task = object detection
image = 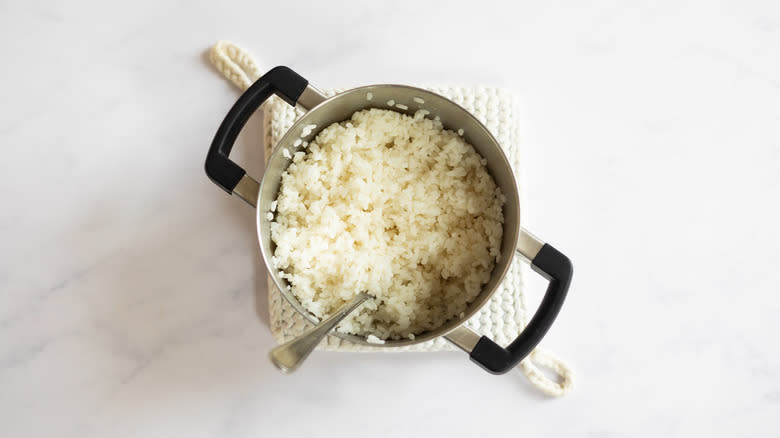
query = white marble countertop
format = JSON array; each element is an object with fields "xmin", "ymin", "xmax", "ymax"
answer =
[{"xmin": 2, "ymin": 1, "xmax": 779, "ymax": 436}]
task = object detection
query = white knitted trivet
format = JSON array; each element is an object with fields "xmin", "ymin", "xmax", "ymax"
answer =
[{"xmin": 210, "ymin": 41, "xmax": 574, "ymax": 396}]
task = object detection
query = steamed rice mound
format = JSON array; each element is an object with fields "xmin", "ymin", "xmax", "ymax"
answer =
[{"xmin": 271, "ymin": 108, "xmax": 505, "ymax": 340}]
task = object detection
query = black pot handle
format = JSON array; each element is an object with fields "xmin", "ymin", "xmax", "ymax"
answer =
[
  {"xmin": 205, "ymin": 66, "xmax": 308, "ymax": 205},
  {"xmin": 448, "ymin": 230, "xmax": 572, "ymax": 374}
]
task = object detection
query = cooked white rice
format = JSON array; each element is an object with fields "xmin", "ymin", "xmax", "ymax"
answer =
[
  {"xmin": 366, "ymin": 334, "xmax": 385, "ymax": 345},
  {"xmin": 271, "ymin": 108, "xmax": 505, "ymax": 339},
  {"xmin": 301, "ymin": 124, "xmax": 317, "ymax": 137}
]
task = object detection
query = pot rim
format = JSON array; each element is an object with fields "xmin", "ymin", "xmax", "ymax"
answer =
[{"xmin": 255, "ymin": 83, "xmax": 521, "ymax": 347}]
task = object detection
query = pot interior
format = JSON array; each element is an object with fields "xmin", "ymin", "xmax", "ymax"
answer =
[{"xmin": 257, "ymin": 85, "xmax": 521, "ymax": 346}]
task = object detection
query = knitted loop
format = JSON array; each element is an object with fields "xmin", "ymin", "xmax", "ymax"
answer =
[
  {"xmin": 209, "ymin": 41, "xmax": 262, "ymax": 91},
  {"xmin": 519, "ymin": 349, "xmax": 575, "ymax": 397}
]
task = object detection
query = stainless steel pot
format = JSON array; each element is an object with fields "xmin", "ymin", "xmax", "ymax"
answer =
[{"xmin": 205, "ymin": 67, "xmax": 573, "ymax": 374}]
